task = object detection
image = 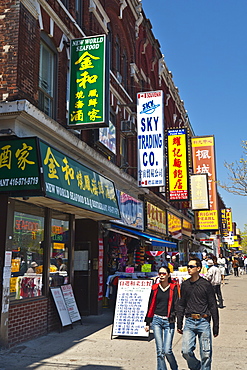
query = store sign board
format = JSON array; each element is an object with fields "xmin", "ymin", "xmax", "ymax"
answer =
[
  {"xmin": 146, "ymin": 202, "xmax": 166, "ymax": 235},
  {"xmin": 137, "ymin": 90, "xmax": 165, "ymax": 187},
  {"xmin": 182, "ymin": 219, "xmax": 192, "ymax": 237},
  {"xmin": 112, "ymin": 279, "xmax": 152, "ymax": 338},
  {"xmin": 98, "ymin": 239, "xmax": 104, "ymax": 300},
  {"xmin": 0, "ymin": 137, "xmax": 42, "ymax": 194},
  {"xmin": 191, "ymin": 173, "xmax": 210, "ymax": 210},
  {"xmin": 226, "ymin": 208, "xmax": 233, "ymax": 232},
  {"xmin": 68, "ymin": 35, "xmax": 109, "ymax": 129},
  {"xmin": 221, "ymin": 209, "xmax": 228, "ymax": 237},
  {"xmin": 39, "ymin": 140, "xmax": 120, "ymax": 219},
  {"xmin": 191, "ymin": 136, "xmax": 219, "ymax": 231},
  {"xmin": 113, "ymin": 190, "xmax": 144, "ymax": 230},
  {"xmin": 167, "ymin": 128, "xmax": 189, "ymax": 201},
  {"xmin": 167, "ymin": 212, "xmax": 182, "ymax": 240}
]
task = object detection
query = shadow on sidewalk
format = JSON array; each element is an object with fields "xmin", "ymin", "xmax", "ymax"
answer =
[{"xmin": 0, "ymin": 308, "xmax": 116, "ymax": 370}]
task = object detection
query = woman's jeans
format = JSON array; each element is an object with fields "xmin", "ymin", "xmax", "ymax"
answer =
[
  {"xmin": 182, "ymin": 317, "xmax": 212, "ymax": 370},
  {"xmin": 152, "ymin": 315, "xmax": 178, "ymax": 370}
]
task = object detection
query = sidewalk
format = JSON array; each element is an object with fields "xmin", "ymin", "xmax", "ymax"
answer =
[{"xmin": 0, "ymin": 273, "xmax": 247, "ymax": 369}]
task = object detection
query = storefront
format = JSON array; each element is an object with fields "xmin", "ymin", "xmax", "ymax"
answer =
[{"xmin": 0, "ymin": 136, "xmax": 120, "ymax": 347}]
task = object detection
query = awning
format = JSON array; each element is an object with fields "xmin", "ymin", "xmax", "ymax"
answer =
[{"xmin": 110, "ymin": 224, "xmax": 177, "ymax": 248}]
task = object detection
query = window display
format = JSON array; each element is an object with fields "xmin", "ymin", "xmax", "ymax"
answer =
[{"xmin": 11, "ymin": 201, "xmax": 44, "ymax": 300}]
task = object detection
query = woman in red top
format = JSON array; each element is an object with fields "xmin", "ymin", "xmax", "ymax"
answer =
[{"xmin": 145, "ymin": 266, "xmax": 179, "ymax": 370}]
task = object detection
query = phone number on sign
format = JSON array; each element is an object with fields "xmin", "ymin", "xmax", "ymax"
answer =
[{"xmin": 0, "ymin": 177, "xmax": 39, "ymax": 187}]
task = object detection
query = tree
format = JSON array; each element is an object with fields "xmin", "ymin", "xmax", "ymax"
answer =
[
  {"xmin": 240, "ymin": 225, "xmax": 247, "ymax": 254},
  {"xmin": 218, "ymin": 140, "xmax": 247, "ymax": 196}
]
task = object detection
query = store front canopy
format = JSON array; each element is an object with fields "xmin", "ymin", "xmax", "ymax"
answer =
[{"xmin": 110, "ymin": 224, "xmax": 177, "ymax": 248}]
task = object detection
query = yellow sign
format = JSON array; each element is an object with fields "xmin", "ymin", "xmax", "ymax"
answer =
[
  {"xmin": 168, "ymin": 212, "xmax": 182, "ymax": 239},
  {"xmin": 53, "ymin": 243, "xmax": 65, "ymax": 250},
  {"xmin": 168, "ymin": 129, "xmax": 189, "ymax": 200},
  {"xmin": 141, "ymin": 264, "xmax": 152, "ymax": 272},
  {"xmin": 146, "ymin": 202, "xmax": 166, "ymax": 234}
]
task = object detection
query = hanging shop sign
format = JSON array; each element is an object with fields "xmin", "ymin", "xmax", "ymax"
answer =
[
  {"xmin": 167, "ymin": 128, "xmax": 189, "ymax": 201},
  {"xmin": 137, "ymin": 90, "xmax": 165, "ymax": 187},
  {"xmin": 221, "ymin": 209, "xmax": 228, "ymax": 237},
  {"xmin": 68, "ymin": 35, "xmax": 109, "ymax": 129},
  {"xmin": 113, "ymin": 190, "xmax": 144, "ymax": 230},
  {"xmin": 182, "ymin": 219, "xmax": 192, "ymax": 237},
  {"xmin": 191, "ymin": 173, "xmax": 210, "ymax": 210},
  {"xmin": 167, "ymin": 212, "xmax": 182, "ymax": 240},
  {"xmin": 191, "ymin": 136, "xmax": 219, "ymax": 231},
  {"xmin": 0, "ymin": 137, "xmax": 120, "ymax": 219},
  {"xmin": 146, "ymin": 202, "xmax": 166, "ymax": 235},
  {"xmin": 226, "ymin": 208, "xmax": 233, "ymax": 232}
]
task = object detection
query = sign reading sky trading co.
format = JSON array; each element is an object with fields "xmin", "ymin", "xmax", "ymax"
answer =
[
  {"xmin": 0, "ymin": 137, "xmax": 120, "ymax": 219},
  {"xmin": 137, "ymin": 90, "xmax": 165, "ymax": 187},
  {"xmin": 167, "ymin": 128, "xmax": 189, "ymax": 201},
  {"xmin": 68, "ymin": 35, "xmax": 109, "ymax": 129},
  {"xmin": 191, "ymin": 136, "xmax": 219, "ymax": 231}
]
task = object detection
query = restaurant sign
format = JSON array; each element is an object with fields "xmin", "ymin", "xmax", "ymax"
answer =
[
  {"xmin": 68, "ymin": 35, "xmax": 109, "ymax": 129},
  {"xmin": 167, "ymin": 128, "xmax": 189, "ymax": 201},
  {"xmin": 0, "ymin": 137, "xmax": 120, "ymax": 219}
]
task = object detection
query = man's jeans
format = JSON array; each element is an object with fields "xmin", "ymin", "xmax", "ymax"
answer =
[
  {"xmin": 182, "ymin": 317, "xmax": 212, "ymax": 370},
  {"xmin": 152, "ymin": 315, "xmax": 178, "ymax": 370}
]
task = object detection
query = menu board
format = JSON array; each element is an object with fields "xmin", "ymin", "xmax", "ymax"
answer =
[
  {"xmin": 61, "ymin": 284, "xmax": 81, "ymax": 323},
  {"xmin": 50, "ymin": 288, "xmax": 72, "ymax": 327},
  {"xmin": 112, "ymin": 279, "xmax": 152, "ymax": 338}
]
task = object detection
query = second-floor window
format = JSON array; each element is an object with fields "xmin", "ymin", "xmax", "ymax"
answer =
[{"xmin": 39, "ymin": 40, "xmax": 56, "ymax": 118}]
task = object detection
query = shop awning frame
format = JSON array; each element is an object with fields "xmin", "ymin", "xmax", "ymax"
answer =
[{"xmin": 110, "ymin": 224, "xmax": 177, "ymax": 248}]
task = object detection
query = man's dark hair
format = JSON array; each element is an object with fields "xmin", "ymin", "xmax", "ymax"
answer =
[{"xmin": 189, "ymin": 256, "xmax": 202, "ymax": 269}]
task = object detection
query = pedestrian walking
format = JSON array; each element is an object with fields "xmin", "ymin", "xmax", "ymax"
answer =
[
  {"xmin": 204, "ymin": 259, "xmax": 224, "ymax": 309},
  {"xmin": 177, "ymin": 257, "xmax": 219, "ymax": 370},
  {"xmin": 244, "ymin": 256, "xmax": 247, "ymax": 273},
  {"xmin": 232, "ymin": 257, "xmax": 239, "ymax": 276},
  {"xmin": 145, "ymin": 266, "xmax": 179, "ymax": 370},
  {"xmin": 217, "ymin": 253, "xmax": 226, "ymax": 284}
]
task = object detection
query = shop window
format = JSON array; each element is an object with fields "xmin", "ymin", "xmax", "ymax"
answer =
[
  {"xmin": 11, "ymin": 202, "xmax": 45, "ymax": 300},
  {"xmin": 50, "ymin": 211, "xmax": 69, "ymax": 287},
  {"xmin": 38, "ymin": 38, "xmax": 56, "ymax": 118}
]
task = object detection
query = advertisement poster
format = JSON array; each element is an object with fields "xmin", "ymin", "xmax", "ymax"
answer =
[
  {"xmin": 51, "ymin": 288, "xmax": 72, "ymax": 327},
  {"xmin": 167, "ymin": 128, "xmax": 189, "ymax": 201},
  {"xmin": 112, "ymin": 279, "xmax": 152, "ymax": 337},
  {"xmin": 98, "ymin": 238, "xmax": 104, "ymax": 300},
  {"xmin": 191, "ymin": 136, "xmax": 219, "ymax": 230},
  {"xmin": 61, "ymin": 284, "xmax": 81, "ymax": 323},
  {"xmin": 137, "ymin": 90, "xmax": 165, "ymax": 187}
]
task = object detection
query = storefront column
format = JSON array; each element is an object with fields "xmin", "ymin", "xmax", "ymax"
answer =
[
  {"xmin": 68, "ymin": 214, "xmax": 75, "ymax": 286},
  {"xmin": 0, "ymin": 196, "xmax": 14, "ymax": 347},
  {"xmin": 43, "ymin": 208, "xmax": 52, "ymax": 296}
]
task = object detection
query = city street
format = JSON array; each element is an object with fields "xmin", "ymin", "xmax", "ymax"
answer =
[{"xmin": 0, "ymin": 273, "xmax": 247, "ymax": 370}]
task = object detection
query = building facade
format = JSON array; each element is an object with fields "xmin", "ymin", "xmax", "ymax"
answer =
[{"xmin": 0, "ymin": 0, "xmax": 205, "ymax": 347}]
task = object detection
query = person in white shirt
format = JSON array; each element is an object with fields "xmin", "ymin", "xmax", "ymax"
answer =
[
  {"xmin": 205, "ymin": 259, "xmax": 224, "ymax": 309},
  {"xmin": 217, "ymin": 254, "xmax": 226, "ymax": 284}
]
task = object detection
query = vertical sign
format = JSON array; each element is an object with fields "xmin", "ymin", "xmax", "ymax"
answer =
[
  {"xmin": 167, "ymin": 128, "xmax": 189, "ymax": 200},
  {"xmin": 112, "ymin": 279, "xmax": 152, "ymax": 337},
  {"xmin": 69, "ymin": 35, "xmax": 109, "ymax": 128},
  {"xmin": 226, "ymin": 208, "xmax": 233, "ymax": 233},
  {"xmin": 191, "ymin": 136, "xmax": 219, "ymax": 230},
  {"xmin": 98, "ymin": 238, "xmax": 104, "ymax": 300},
  {"xmin": 191, "ymin": 173, "xmax": 210, "ymax": 210},
  {"xmin": 137, "ymin": 91, "xmax": 164, "ymax": 187}
]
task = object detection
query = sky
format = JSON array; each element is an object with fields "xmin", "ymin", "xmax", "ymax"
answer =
[{"xmin": 142, "ymin": 0, "xmax": 247, "ymax": 232}]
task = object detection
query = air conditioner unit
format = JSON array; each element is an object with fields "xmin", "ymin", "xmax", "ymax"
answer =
[
  {"xmin": 116, "ymin": 71, "xmax": 122, "ymax": 83},
  {"xmin": 121, "ymin": 120, "xmax": 136, "ymax": 136}
]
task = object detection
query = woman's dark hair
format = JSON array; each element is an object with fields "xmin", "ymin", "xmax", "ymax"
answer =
[{"xmin": 158, "ymin": 266, "xmax": 172, "ymax": 283}]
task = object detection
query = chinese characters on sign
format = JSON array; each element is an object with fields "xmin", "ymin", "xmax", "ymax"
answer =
[
  {"xmin": 191, "ymin": 173, "xmax": 210, "ymax": 210},
  {"xmin": 137, "ymin": 91, "xmax": 165, "ymax": 187},
  {"xmin": 112, "ymin": 279, "xmax": 152, "ymax": 337},
  {"xmin": 39, "ymin": 141, "xmax": 120, "ymax": 219},
  {"xmin": 191, "ymin": 136, "xmax": 219, "ymax": 230},
  {"xmin": 146, "ymin": 202, "xmax": 166, "ymax": 235},
  {"xmin": 0, "ymin": 138, "xmax": 41, "ymax": 193},
  {"xmin": 168, "ymin": 129, "xmax": 189, "ymax": 201},
  {"xmin": 98, "ymin": 239, "xmax": 104, "ymax": 300},
  {"xmin": 168, "ymin": 212, "xmax": 182, "ymax": 240},
  {"xmin": 69, "ymin": 35, "xmax": 109, "ymax": 128}
]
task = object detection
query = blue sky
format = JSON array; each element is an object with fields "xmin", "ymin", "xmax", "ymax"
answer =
[{"xmin": 142, "ymin": 0, "xmax": 247, "ymax": 232}]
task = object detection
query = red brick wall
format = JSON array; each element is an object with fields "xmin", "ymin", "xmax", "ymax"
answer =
[{"xmin": 8, "ymin": 296, "xmax": 60, "ymax": 347}]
